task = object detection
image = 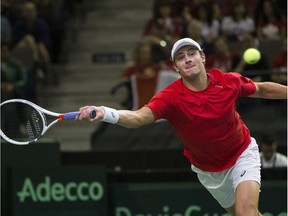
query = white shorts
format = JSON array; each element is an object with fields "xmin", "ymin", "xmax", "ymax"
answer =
[{"xmin": 191, "ymin": 137, "xmax": 261, "ymax": 209}]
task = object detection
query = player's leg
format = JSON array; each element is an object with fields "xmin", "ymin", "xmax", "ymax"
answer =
[
  {"xmin": 224, "ymin": 138, "xmax": 262, "ymax": 216},
  {"xmin": 192, "ymin": 138, "xmax": 261, "ymax": 215},
  {"xmin": 224, "ymin": 181, "xmax": 262, "ymax": 216},
  {"xmin": 234, "ymin": 180, "xmax": 262, "ymax": 216}
]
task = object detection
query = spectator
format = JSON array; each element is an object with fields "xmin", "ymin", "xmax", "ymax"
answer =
[
  {"xmin": 195, "ymin": 2, "xmax": 220, "ymax": 44},
  {"xmin": 271, "ymin": 38, "xmax": 287, "ymax": 85},
  {"xmin": 221, "ymin": 0, "xmax": 257, "ymax": 17},
  {"xmin": 181, "ymin": 0, "xmax": 220, "ymax": 35},
  {"xmin": 169, "ymin": 0, "xmax": 186, "ymax": 17},
  {"xmin": 12, "ymin": 2, "xmax": 51, "ymax": 68},
  {"xmin": 121, "ymin": 43, "xmax": 160, "ymax": 80},
  {"xmin": 117, "ymin": 42, "xmax": 179, "ymax": 110},
  {"xmin": 259, "ymin": 132, "xmax": 287, "ymax": 168},
  {"xmin": 180, "ymin": 0, "xmax": 217, "ymax": 21},
  {"xmin": 113, "ymin": 42, "xmax": 161, "ymax": 109},
  {"xmin": 1, "ymin": 42, "xmax": 28, "ymax": 101},
  {"xmin": 1, "ymin": 42, "xmax": 30, "ymax": 139},
  {"xmin": 211, "ymin": 2, "xmax": 222, "ymax": 22},
  {"xmin": 221, "ymin": 1, "xmax": 255, "ymax": 41},
  {"xmin": 205, "ymin": 36, "xmax": 240, "ymax": 72},
  {"xmin": 256, "ymin": 0, "xmax": 287, "ymax": 41},
  {"xmin": 185, "ymin": 18, "xmax": 213, "ymax": 55},
  {"xmin": 35, "ymin": 0, "xmax": 66, "ymax": 63},
  {"xmin": 143, "ymin": 0, "xmax": 183, "ymax": 63},
  {"xmin": 255, "ymin": 0, "xmax": 287, "ymax": 22}
]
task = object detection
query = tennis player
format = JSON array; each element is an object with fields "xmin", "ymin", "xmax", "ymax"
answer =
[{"xmin": 77, "ymin": 38, "xmax": 287, "ymax": 215}]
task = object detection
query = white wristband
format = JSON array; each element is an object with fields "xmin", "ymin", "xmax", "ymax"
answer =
[{"xmin": 100, "ymin": 106, "xmax": 119, "ymax": 124}]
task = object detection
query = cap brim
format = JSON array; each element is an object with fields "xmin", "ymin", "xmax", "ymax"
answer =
[{"xmin": 172, "ymin": 43, "xmax": 200, "ymax": 60}]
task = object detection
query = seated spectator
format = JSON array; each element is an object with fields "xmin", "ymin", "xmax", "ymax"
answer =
[
  {"xmin": 143, "ymin": 0, "xmax": 183, "ymax": 63},
  {"xmin": 1, "ymin": 42, "xmax": 32, "ymax": 138},
  {"xmin": 256, "ymin": 0, "xmax": 287, "ymax": 41},
  {"xmin": 221, "ymin": 0, "xmax": 257, "ymax": 17},
  {"xmin": 35, "ymin": 0, "xmax": 66, "ymax": 63},
  {"xmin": 211, "ymin": 2, "xmax": 222, "ymax": 22},
  {"xmin": 115, "ymin": 42, "xmax": 179, "ymax": 110},
  {"xmin": 195, "ymin": 2, "xmax": 220, "ymax": 45},
  {"xmin": 205, "ymin": 36, "xmax": 240, "ymax": 72},
  {"xmin": 1, "ymin": 42, "xmax": 28, "ymax": 101},
  {"xmin": 181, "ymin": 0, "xmax": 220, "ymax": 34},
  {"xmin": 12, "ymin": 2, "xmax": 51, "ymax": 72},
  {"xmin": 259, "ymin": 132, "xmax": 287, "ymax": 168},
  {"xmin": 180, "ymin": 0, "xmax": 217, "ymax": 21},
  {"xmin": 221, "ymin": 1, "xmax": 255, "ymax": 41},
  {"xmin": 185, "ymin": 18, "xmax": 213, "ymax": 55},
  {"xmin": 113, "ymin": 42, "xmax": 161, "ymax": 109},
  {"xmin": 271, "ymin": 38, "xmax": 287, "ymax": 85},
  {"xmin": 121, "ymin": 43, "xmax": 160, "ymax": 80},
  {"xmin": 233, "ymin": 33, "xmax": 271, "ymax": 82}
]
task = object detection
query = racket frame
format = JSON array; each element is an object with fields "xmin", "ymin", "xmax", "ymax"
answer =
[{"xmin": 0, "ymin": 99, "xmax": 79, "ymax": 145}]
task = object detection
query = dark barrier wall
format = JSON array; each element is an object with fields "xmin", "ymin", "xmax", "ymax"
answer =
[
  {"xmin": 110, "ymin": 181, "xmax": 287, "ymax": 216},
  {"xmin": 2, "ymin": 141, "xmax": 287, "ymax": 216},
  {"xmin": 1, "ymin": 139, "xmax": 61, "ymax": 216},
  {"xmin": 4, "ymin": 167, "xmax": 287, "ymax": 216}
]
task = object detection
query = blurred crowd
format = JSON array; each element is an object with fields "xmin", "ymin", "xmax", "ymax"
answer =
[
  {"xmin": 1, "ymin": 0, "xmax": 287, "ymax": 108},
  {"xmin": 1, "ymin": 0, "xmax": 84, "ymax": 102},
  {"xmin": 116, "ymin": 0, "xmax": 287, "ymax": 110},
  {"xmin": 3, "ymin": 0, "xmax": 285, "ymax": 165}
]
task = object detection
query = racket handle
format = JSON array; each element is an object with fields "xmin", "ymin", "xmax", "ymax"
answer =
[
  {"xmin": 62, "ymin": 110, "xmax": 96, "ymax": 120},
  {"xmin": 63, "ymin": 112, "xmax": 79, "ymax": 120}
]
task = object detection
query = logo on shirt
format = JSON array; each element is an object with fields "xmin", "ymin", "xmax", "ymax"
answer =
[
  {"xmin": 240, "ymin": 170, "xmax": 246, "ymax": 177},
  {"xmin": 214, "ymin": 85, "xmax": 223, "ymax": 88}
]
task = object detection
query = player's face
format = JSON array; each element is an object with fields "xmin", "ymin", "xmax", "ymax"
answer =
[{"xmin": 173, "ymin": 46, "xmax": 206, "ymax": 79}]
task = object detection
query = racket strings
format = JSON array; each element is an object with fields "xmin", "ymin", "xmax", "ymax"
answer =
[
  {"xmin": 26, "ymin": 121, "xmax": 34, "ymax": 139},
  {"xmin": 31, "ymin": 110, "xmax": 42, "ymax": 136},
  {"xmin": 0, "ymin": 102, "xmax": 44, "ymax": 142}
]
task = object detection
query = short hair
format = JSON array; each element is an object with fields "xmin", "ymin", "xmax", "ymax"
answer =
[{"xmin": 260, "ymin": 132, "xmax": 277, "ymax": 145}]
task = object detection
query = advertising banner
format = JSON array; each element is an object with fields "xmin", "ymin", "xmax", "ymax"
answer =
[
  {"xmin": 11, "ymin": 165, "xmax": 107, "ymax": 216},
  {"xmin": 110, "ymin": 181, "xmax": 287, "ymax": 216},
  {"xmin": 6, "ymin": 164, "xmax": 287, "ymax": 216}
]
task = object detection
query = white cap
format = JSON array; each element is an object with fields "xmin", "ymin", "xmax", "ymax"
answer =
[{"xmin": 171, "ymin": 38, "xmax": 201, "ymax": 60}]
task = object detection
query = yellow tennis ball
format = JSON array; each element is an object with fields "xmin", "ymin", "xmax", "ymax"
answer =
[{"xmin": 243, "ymin": 48, "xmax": 261, "ymax": 64}]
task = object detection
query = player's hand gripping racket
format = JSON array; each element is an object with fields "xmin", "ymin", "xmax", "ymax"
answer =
[{"xmin": 0, "ymin": 99, "xmax": 96, "ymax": 145}]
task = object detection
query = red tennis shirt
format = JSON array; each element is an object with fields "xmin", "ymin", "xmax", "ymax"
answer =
[{"xmin": 146, "ymin": 68, "xmax": 257, "ymax": 172}]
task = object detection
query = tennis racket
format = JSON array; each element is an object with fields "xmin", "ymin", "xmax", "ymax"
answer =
[{"xmin": 0, "ymin": 99, "xmax": 96, "ymax": 145}]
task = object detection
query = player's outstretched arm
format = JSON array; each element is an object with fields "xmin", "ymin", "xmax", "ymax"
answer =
[
  {"xmin": 117, "ymin": 107, "xmax": 155, "ymax": 128},
  {"xmin": 76, "ymin": 106, "xmax": 155, "ymax": 128},
  {"xmin": 250, "ymin": 82, "xmax": 287, "ymax": 99}
]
